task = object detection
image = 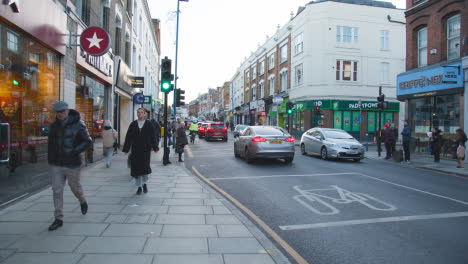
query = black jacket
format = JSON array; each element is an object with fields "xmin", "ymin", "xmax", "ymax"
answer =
[
  {"xmin": 48, "ymin": 109, "xmax": 92, "ymax": 168},
  {"xmin": 123, "ymin": 120, "xmax": 158, "ymax": 177}
]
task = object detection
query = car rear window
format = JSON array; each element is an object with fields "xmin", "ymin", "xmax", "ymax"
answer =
[
  {"xmin": 211, "ymin": 124, "xmax": 225, "ymax": 129},
  {"xmin": 253, "ymin": 127, "xmax": 287, "ymax": 136},
  {"xmin": 202, "ymin": 124, "xmax": 208, "ymax": 128}
]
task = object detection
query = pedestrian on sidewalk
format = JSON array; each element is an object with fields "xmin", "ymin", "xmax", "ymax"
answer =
[
  {"xmin": 102, "ymin": 120, "xmax": 118, "ymax": 168},
  {"xmin": 401, "ymin": 120, "xmax": 411, "ymax": 163},
  {"xmin": 47, "ymin": 101, "xmax": 92, "ymax": 231},
  {"xmin": 175, "ymin": 119, "xmax": 188, "ymax": 162},
  {"xmin": 150, "ymin": 118, "xmax": 161, "ymax": 151},
  {"xmin": 430, "ymin": 127, "xmax": 443, "ymax": 163},
  {"xmin": 383, "ymin": 124, "xmax": 395, "ymax": 159},
  {"xmin": 122, "ymin": 108, "xmax": 159, "ymax": 195},
  {"xmin": 454, "ymin": 128, "xmax": 467, "ymax": 168},
  {"xmin": 391, "ymin": 123, "xmax": 398, "ymax": 152}
]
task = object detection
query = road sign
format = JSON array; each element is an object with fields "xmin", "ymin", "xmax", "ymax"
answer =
[
  {"xmin": 80, "ymin": 26, "xmax": 111, "ymax": 56},
  {"xmin": 133, "ymin": 93, "xmax": 144, "ymax": 104}
]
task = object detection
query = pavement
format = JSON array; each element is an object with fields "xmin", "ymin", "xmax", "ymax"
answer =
[{"xmin": 0, "ymin": 148, "xmax": 291, "ymax": 264}]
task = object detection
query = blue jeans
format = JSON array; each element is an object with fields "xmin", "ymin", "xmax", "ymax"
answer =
[
  {"xmin": 135, "ymin": 174, "xmax": 148, "ymax": 187},
  {"xmin": 104, "ymin": 147, "xmax": 113, "ymax": 166}
]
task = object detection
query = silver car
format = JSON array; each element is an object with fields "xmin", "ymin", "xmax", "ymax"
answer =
[
  {"xmin": 234, "ymin": 126, "xmax": 295, "ymax": 163},
  {"xmin": 300, "ymin": 128, "xmax": 364, "ymax": 162}
]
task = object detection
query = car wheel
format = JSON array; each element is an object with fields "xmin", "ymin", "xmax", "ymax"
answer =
[
  {"xmin": 234, "ymin": 148, "xmax": 240, "ymax": 158},
  {"xmin": 353, "ymin": 158, "xmax": 361, "ymax": 162},
  {"xmin": 284, "ymin": 157, "xmax": 294, "ymax": 163},
  {"xmin": 301, "ymin": 144, "xmax": 307, "ymax": 155},
  {"xmin": 245, "ymin": 148, "xmax": 253, "ymax": 163},
  {"xmin": 224, "ymin": 137, "xmax": 228, "ymax": 142},
  {"xmin": 321, "ymin": 147, "xmax": 328, "ymax": 160}
]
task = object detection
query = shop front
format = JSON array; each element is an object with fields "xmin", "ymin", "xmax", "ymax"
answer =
[
  {"xmin": 115, "ymin": 59, "xmax": 134, "ymax": 146},
  {"xmin": 0, "ymin": 2, "xmax": 67, "ymax": 204},
  {"xmin": 397, "ymin": 61, "xmax": 464, "ymax": 156}
]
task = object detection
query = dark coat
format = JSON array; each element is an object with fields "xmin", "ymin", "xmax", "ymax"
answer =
[
  {"xmin": 431, "ymin": 130, "xmax": 443, "ymax": 151},
  {"xmin": 383, "ymin": 128, "xmax": 395, "ymax": 144},
  {"xmin": 122, "ymin": 120, "xmax": 158, "ymax": 178},
  {"xmin": 176, "ymin": 127, "xmax": 188, "ymax": 146},
  {"xmin": 401, "ymin": 124, "xmax": 411, "ymax": 141},
  {"xmin": 48, "ymin": 109, "xmax": 92, "ymax": 168},
  {"xmin": 151, "ymin": 119, "xmax": 161, "ymax": 147}
]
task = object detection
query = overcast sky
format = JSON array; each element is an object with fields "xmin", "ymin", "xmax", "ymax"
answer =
[{"xmin": 147, "ymin": 0, "xmax": 406, "ymax": 103}]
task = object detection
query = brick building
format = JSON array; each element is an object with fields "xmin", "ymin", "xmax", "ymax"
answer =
[{"xmin": 397, "ymin": 0, "xmax": 467, "ymax": 156}]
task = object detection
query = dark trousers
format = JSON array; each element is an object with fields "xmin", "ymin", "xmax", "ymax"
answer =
[
  {"xmin": 403, "ymin": 140, "xmax": 410, "ymax": 161},
  {"xmin": 385, "ymin": 143, "xmax": 392, "ymax": 158},
  {"xmin": 433, "ymin": 147, "xmax": 441, "ymax": 162}
]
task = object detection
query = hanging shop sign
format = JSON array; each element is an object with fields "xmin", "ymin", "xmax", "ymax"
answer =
[
  {"xmin": 293, "ymin": 101, "xmax": 306, "ymax": 111},
  {"xmin": 80, "ymin": 26, "xmax": 111, "ymax": 56},
  {"xmin": 273, "ymin": 96, "xmax": 283, "ymax": 105},
  {"xmin": 128, "ymin": 76, "xmax": 144, "ymax": 88},
  {"xmin": 133, "ymin": 93, "xmax": 144, "ymax": 104},
  {"xmin": 396, "ymin": 61, "xmax": 463, "ymax": 100}
]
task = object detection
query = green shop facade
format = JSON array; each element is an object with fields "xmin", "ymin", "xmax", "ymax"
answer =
[{"xmin": 270, "ymin": 99, "xmax": 400, "ymax": 141}]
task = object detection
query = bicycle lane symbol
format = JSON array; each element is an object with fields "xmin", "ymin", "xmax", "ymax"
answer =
[{"xmin": 293, "ymin": 185, "xmax": 397, "ymax": 215}]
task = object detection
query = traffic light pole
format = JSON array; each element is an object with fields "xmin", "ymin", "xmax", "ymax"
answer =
[
  {"xmin": 173, "ymin": 0, "xmax": 181, "ymax": 121},
  {"xmin": 378, "ymin": 86, "xmax": 382, "ymax": 157},
  {"xmin": 163, "ymin": 91, "xmax": 169, "ymax": 164}
]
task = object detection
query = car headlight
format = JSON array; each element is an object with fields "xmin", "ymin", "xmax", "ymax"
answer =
[{"xmin": 326, "ymin": 142, "xmax": 337, "ymax": 147}]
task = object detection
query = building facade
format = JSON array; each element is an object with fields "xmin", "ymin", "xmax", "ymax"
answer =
[{"xmin": 396, "ymin": 0, "xmax": 466, "ymax": 156}]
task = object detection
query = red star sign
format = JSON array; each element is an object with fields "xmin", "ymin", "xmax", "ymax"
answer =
[{"xmin": 80, "ymin": 27, "xmax": 111, "ymax": 56}]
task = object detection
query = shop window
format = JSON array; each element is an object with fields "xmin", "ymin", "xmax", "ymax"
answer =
[
  {"xmin": 333, "ymin": 111, "xmax": 343, "ymax": 129},
  {"xmin": 367, "ymin": 112, "xmax": 376, "ymax": 132},
  {"xmin": 447, "ymin": 14, "xmax": 460, "ymax": 60}
]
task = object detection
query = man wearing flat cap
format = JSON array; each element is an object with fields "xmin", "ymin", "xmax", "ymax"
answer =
[{"xmin": 47, "ymin": 101, "xmax": 92, "ymax": 231}]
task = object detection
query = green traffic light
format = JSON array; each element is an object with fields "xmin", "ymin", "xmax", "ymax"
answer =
[
  {"xmin": 287, "ymin": 109, "xmax": 293, "ymax": 115},
  {"xmin": 13, "ymin": 80, "xmax": 18, "ymax": 85}
]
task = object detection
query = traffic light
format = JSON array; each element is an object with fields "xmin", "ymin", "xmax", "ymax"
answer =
[
  {"xmin": 377, "ymin": 94, "xmax": 385, "ymax": 110},
  {"xmin": 176, "ymin": 89, "xmax": 185, "ymax": 107},
  {"xmin": 161, "ymin": 57, "xmax": 173, "ymax": 93},
  {"xmin": 315, "ymin": 106, "xmax": 320, "ymax": 116},
  {"xmin": 286, "ymin": 102, "xmax": 293, "ymax": 115}
]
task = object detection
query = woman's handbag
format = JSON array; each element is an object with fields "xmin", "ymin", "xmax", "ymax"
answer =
[
  {"xmin": 175, "ymin": 145, "xmax": 184, "ymax": 154},
  {"xmin": 457, "ymin": 145, "xmax": 465, "ymax": 159}
]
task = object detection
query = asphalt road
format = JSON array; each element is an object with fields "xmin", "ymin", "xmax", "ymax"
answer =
[{"xmin": 184, "ymin": 132, "xmax": 468, "ymax": 264}]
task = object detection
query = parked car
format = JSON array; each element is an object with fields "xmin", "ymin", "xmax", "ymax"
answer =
[
  {"xmin": 198, "ymin": 123, "xmax": 209, "ymax": 138},
  {"xmin": 234, "ymin": 126, "xmax": 295, "ymax": 163},
  {"xmin": 204, "ymin": 122, "xmax": 228, "ymax": 141},
  {"xmin": 300, "ymin": 128, "xmax": 364, "ymax": 162},
  {"xmin": 233, "ymin": 124, "xmax": 248, "ymax": 138}
]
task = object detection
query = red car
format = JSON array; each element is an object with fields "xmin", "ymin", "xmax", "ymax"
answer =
[
  {"xmin": 198, "ymin": 123, "xmax": 209, "ymax": 138},
  {"xmin": 205, "ymin": 122, "xmax": 228, "ymax": 142}
]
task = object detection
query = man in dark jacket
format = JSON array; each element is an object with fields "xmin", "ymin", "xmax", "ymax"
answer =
[
  {"xmin": 383, "ymin": 124, "xmax": 395, "ymax": 159},
  {"xmin": 123, "ymin": 108, "xmax": 158, "ymax": 195},
  {"xmin": 47, "ymin": 101, "xmax": 92, "ymax": 231},
  {"xmin": 401, "ymin": 120, "xmax": 411, "ymax": 162}
]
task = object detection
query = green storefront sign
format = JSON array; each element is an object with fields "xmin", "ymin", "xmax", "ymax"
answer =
[
  {"xmin": 332, "ymin": 100, "xmax": 399, "ymax": 111},
  {"xmin": 306, "ymin": 100, "xmax": 332, "ymax": 109}
]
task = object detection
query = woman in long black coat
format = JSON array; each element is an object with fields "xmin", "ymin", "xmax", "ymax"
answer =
[
  {"xmin": 175, "ymin": 121, "xmax": 188, "ymax": 162},
  {"xmin": 122, "ymin": 108, "xmax": 158, "ymax": 195}
]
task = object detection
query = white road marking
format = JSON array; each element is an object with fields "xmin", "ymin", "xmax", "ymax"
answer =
[
  {"xmin": 209, "ymin": 172, "xmax": 359, "ymax": 180},
  {"xmin": 279, "ymin": 211, "xmax": 468, "ymax": 230}
]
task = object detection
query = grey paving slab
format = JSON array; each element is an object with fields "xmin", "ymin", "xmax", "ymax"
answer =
[
  {"xmin": 39, "ymin": 223, "xmax": 108, "ymax": 236},
  {"xmin": 223, "ymin": 254, "xmax": 276, "ymax": 264},
  {"xmin": 1, "ymin": 252, "xmax": 82, "ymax": 264},
  {"xmin": 204, "ymin": 199, "xmax": 223, "ymax": 206},
  {"xmin": 0, "ymin": 222, "xmax": 49, "ymax": 235},
  {"xmin": 144, "ymin": 237, "xmax": 208, "ymax": 254},
  {"xmin": 142, "ymin": 192, "xmax": 173, "ymax": 199},
  {"xmin": 9, "ymin": 235, "xmax": 84, "ymax": 252},
  {"xmin": 154, "ymin": 254, "xmax": 224, "ymax": 264},
  {"xmin": 155, "ymin": 214, "xmax": 205, "ymax": 225},
  {"xmin": 94, "ymin": 191, "xmax": 134, "ymax": 198},
  {"xmin": 175, "ymin": 183, "xmax": 204, "ymax": 189},
  {"xmin": 97, "ymin": 186, "xmax": 133, "ymax": 192},
  {"xmin": 168, "ymin": 206, "xmax": 213, "ymax": 214},
  {"xmin": 208, "ymin": 238, "xmax": 265, "ymax": 254},
  {"xmin": 120, "ymin": 205, "xmax": 168, "ymax": 214},
  {"xmin": 84, "ymin": 197, "xmax": 123, "ymax": 205},
  {"xmin": 161, "ymin": 224, "xmax": 218, "ymax": 237},
  {"xmin": 78, "ymin": 254, "xmax": 153, "ymax": 264},
  {"xmin": 81, "ymin": 185, "xmax": 101, "ymax": 191},
  {"xmin": 168, "ymin": 188, "xmax": 204, "ymax": 193},
  {"xmin": 0, "ymin": 235, "xmax": 22, "ymax": 248},
  {"xmin": 104, "ymin": 214, "xmax": 127, "ymax": 223},
  {"xmin": 125, "ymin": 214, "xmax": 152, "ymax": 224},
  {"xmin": 73, "ymin": 204, "xmax": 125, "ymax": 213},
  {"xmin": 217, "ymin": 225, "xmax": 253, "ymax": 238},
  {"xmin": 162, "ymin": 198, "xmax": 203, "ymax": 206},
  {"xmin": 213, "ymin": 206, "xmax": 232, "ymax": 215},
  {"xmin": 206, "ymin": 215, "xmax": 242, "ymax": 225},
  {"xmin": 76, "ymin": 237, "xmax": 147, "ymax": 254},
  {"xmin": 120, "ymin": 197, "xmax": 164, "ymax": 205},
  {"xmin": 0, "ymin": 211, "xmax": 53, "ymax": 222},
  {"xmin": 0, "ymin": 250, "xmax": 14, "ymax": 263},
  {"xmin": 172, "ymin": 193, "xmax": 210, "ymax": 199},
  {"xmin": 2, "ymin": 202, "xmax": 35, "ymax": 211},
  {"xmin": 102, "ymin": 224, "xmax": 162, "ymax": 237},
  {"xmin": 63, "ymin": 212, "xmax": 109, "ymax": 223},
  {"xmin": 25, "ymin": 202, "xmax": 79, "ymax": 212}
]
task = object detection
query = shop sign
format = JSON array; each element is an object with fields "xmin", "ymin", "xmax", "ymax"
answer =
[
  {"xmin": 261, "ymin": 111, "xmax": 266, "ymax": 116},
  {"xmin": 133, "ymin": 93, "xmax": 144, "ymax": 104},
  {"xmin": 273, "ymin": 96, "xmax": 283, "ymax": 105},
  {"xmin": 128, "ymin": 76, "xmax": 144, "ymax": 88},
  {"xmin": 143, "ymin": 96, "xmax": 151, "ymax": 104},
  {"xmin": 306, "ymin": 100, "xmax": 332, "ymax": 109},
  {"xmin": 243, "ymin": 105, "xmax": 250, "ymax": 113},
  {"xmin": 293, "ymin": 101, "xmax": 306, "ymax": 111},
  {"xmin": 80, "ymin": 27, "xmax": 111, "ymax": 56},
  {"xmin": 332, "ymin": 100, "xmax": 399, "ymax": 112},
  {"xmin": 80, "ymin": 49, "xmax": 113, "ymax": 77},
  {"xmin": 116, "ymin": 59, "xmax": 134, "ymax": 94},
  {"xmin": 397, "ymin": 61, "xmax": 463, "ymax": 99}
]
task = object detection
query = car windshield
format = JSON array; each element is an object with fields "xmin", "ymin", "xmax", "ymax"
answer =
[
  {"xmin": 253, "ymin": 127, "xmax": 287, "ymax": 136},
  {"xmin": 211, "ymin": 124, "xmax": 224, "ymax": 129},
  {"xmin": 323, "ymin": 130, "xmax": 354, "ymax": 139}
]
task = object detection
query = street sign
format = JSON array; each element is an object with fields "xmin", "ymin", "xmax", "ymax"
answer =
[
  {"xmin": 143, "ymin": 96, "xmax": 151, "ymax": 104},
  {"xmin": 133, "ymin": 93, "xmax": 144, "ymax": 104},
  {"xmin": 128, "ymin": 76, "xmax": 144, "ymax": 88},
  {"xmin": 80, "ymin": 26, "xmax": 111, "ymax": 56}
]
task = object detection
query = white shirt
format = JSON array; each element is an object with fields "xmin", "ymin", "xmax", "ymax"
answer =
[{"xmin": 137, "ymin": 120, "xmax": 145, "ymax": 129}]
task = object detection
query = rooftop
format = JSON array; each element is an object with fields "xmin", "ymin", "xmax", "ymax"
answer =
[{"xmin": 310, "ymin": 0, "xmax": 396, "ymax": 9}]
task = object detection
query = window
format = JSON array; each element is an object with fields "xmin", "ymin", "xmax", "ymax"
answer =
[
  {"xmin": 114, "ymin": 26, "xmax": 121, "ymax": 56},
  {"xmin": 124, "ymin": 34, "xmax": 131, "ymax": 65},
  {"xmin": 294, "ymin": 33, "xmax": 303, "ymax": 55},
  {"xmin": 336, "ymin": 60, "xmax": 358, "ymax": 81},
  {"xmin": 380, "ymin": 62, "xmax": 389, "ymax": 84},
  {"xmin": 336, "ymin": 26, "xmax": 358, "ymax": 44},
  {"xmin": 47, "ymin": 53, "xmax": 55, "ymax": 69},
  {"xmin": 252, "ymin": 84, "xmax": 257, "ymax": 100},
  {"xmin": 447, "ymin": 15, "xmax": 460, "ymax": 60},
  {"xmin": 245, "ymin": 71, "xmax": 250, "ymax": 84},
  {"xmin": 268, "ymin": 76, "xmax": 275, "ymax": 95},
  {"xmin": 6, "ymin": 31, "xmax": 18, "ymax": 52},
  {"xmin": 295, "ymin": 64, "xmax": 303, "ymax": 85},
  {"xmin": 268, "ymin": 52, "xmax": 275, "ymax": 70},
  {"xmin": 280, "ymin": 44, "xmax": 288, "ymax": 63},
  {"xmin": 78, "ymin": 0, "xmax": 90, "ymax": 25},
  {"xmin": 280, "ymin": 70, "xmax": 288, "ymax": 91},
  {"xmin": 259, "ymin": 60, "xmax": 265, "ymax": 76},
  {"xmin": 417, "ymin": 27, "xmax": 427, "ymax": 67},
  {"xmin": 133, "ymin": 1, "xmax": 137, "ymax": 31},
  {"xmin": 252, "ymin": 65, "xmax": 257, "ymax": 80},
  {"xmin": 380, "ymin": 30, "xmax": 389, "ymax": 50},
  {"xmin": 100, "ymin": 0, "xmax": 110, "ymax": 32},
  {"xmin": 132, "ymin": 46, "xmax": 136, "ymax": 72},
  {"xmin": 126, "ymin": 0, "xmax": 132, "ymax": 14},
  {"xmin": 259, "ymin": 82, "xmax": 264, "ymax": 98}
]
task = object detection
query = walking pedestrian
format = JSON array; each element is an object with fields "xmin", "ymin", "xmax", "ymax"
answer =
[
  {"xmin": 430, "ymin": 127, "xmax": 443, "ymax": 163},
  {"xmin": 102, "ymin": 120, "xmax": 118, "ymax": 168},
  {"xmin": 47, "ymin": 101, "xmax": 92, "ymax": 231},
  {"xmin": 391, "ymin": 123, "xmax": 398, "ymax": 152},
  {"xmin": 401, "ymin": 119, "xmax": 411, "ymax": 163},
  {"xmin": 454, "ymin": 128, "xmax": 467, "ymax": 168},
  {"xmin": 175, "ymin": 120, "xmax": 188, "ymax": 162},
  {"xmin": 383, "ymin": 124, "xmax": 395, "ymax": 159},
  {"xmin": 122, "ymin": 108, "xmax": 159, "ymax": 195}
]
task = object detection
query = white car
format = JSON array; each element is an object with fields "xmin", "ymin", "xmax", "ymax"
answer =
[{"xmin": 300, "ymin": 128, "xmax": 364, "ymax": 162}]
